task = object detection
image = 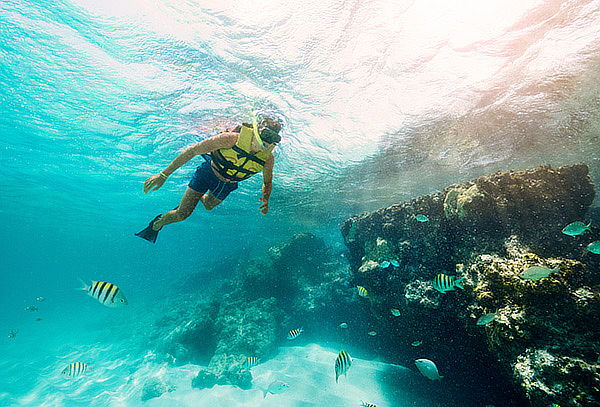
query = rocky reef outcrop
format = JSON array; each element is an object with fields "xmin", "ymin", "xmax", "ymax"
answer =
[
  {"xmin": 340, "ymin": 164, "xmax": 599, "ymax": 407},
  {"xmin": 146, "ymin": 233, "xmax": 360, "ymax": 392}
]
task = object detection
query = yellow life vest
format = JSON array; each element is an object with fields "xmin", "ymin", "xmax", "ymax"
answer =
[{"xmin": 210, "ymin": 123, "xmax": 272, "ymax": 182}]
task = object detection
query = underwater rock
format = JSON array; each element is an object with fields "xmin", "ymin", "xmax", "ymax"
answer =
[
  {"xmin": 513, "ymin": 349, "xmax": 600, "ymax": 407},
  {"xmin": 341, "ymin": 164, "xmax": 598, "ymax": 407},
  {"xmin": 141, "ymin": 378, "xmax": 175, "ymax": 401},
  {"xmin": 443, "ymin": 183, "xmax": 486, "ymax": 219},
  {"xmin": 358, "ymin": 259, "xmax": 379, "ymax": 273},
  {"xmin": 465, "ymin": 238, "xmax": 600, "ymax": 406},
  {"xmin": 148, "ymin": 298, "xmax": 220, "ymax": 365},
  {"xmin": 191, "ymin": 369, "xmax": 218, "ymax": 389},
  {"xmin": 154, "ymin": 233, "xmax": 359, "ymax": 390}
]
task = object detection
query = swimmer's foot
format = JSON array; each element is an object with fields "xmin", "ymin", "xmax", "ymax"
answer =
[{"xmin": 135, "ymin": 214, "xmax": 162, "ymax": 243}]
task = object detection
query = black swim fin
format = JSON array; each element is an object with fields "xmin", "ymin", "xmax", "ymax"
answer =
[{"xmin": 135, "ymin": 214, "xmax": 162, "ymax": 243}]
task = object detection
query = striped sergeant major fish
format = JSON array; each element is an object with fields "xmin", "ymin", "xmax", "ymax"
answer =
[
  {"xmin": 356, "ymin": 285, "xmax": 369, "ymax": 298},
  {"xmin": 62, "ymin": 362, "xmax": 90, "ymax": 377},
  {"xmin": 243, "ymin": 356, "xmax": 259, "ymax": 369},
  {"xmin": 361, "ymin": 402, "xmax": 377, "ymax": 407},
  {"xmin": 287, "ymin": 328, "xmax": 303, "ymax": 340},
  {"xmin": 432, "ymin": 274, "xmax": 464, "ymax": 293},
  {"xmin": 334, "ymin": 350, "xmax": 352, "ymax": 383},
  {"xmin": 81, "ymin": 280, "xmax": 128, "ymax": 307}
]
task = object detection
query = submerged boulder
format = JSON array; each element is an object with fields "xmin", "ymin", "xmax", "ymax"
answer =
[
  {"xmin": 141, "ymin": 378, "xmax": 175, "ymax": 401},
  {"xmin": 340, "ymin": 164, "xmax": 599, "ymax": 407},
  {"xmin": 465, "ymin": 237, "xmax": 600, "ymax": 406},
  {"xmin": 153, "ymin": 232, "xmax": 357, "ymax": 390}
]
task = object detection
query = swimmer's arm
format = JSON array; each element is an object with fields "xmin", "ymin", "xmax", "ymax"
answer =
[
  {"xmin": 259, "ymin": 155, "xmax": 274, "ymax": 214},
  {"xmin": 161, "ymin": 132, "xmax": 237, "ymax": 177}
]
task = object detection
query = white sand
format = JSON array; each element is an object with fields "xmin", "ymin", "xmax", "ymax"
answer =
[{"xmin": 142, "ymin": 344, "xmax": 425, "ymax": 407}]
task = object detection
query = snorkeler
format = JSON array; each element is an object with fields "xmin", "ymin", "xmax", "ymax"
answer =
[{"xmin": 135, "ymin": 117, "xmax": 282, "ymax": 243}]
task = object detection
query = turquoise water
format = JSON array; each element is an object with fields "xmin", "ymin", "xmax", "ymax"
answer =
[{"xmin": 1, "ymin": 0, "xmax": 600, "ymax": 406}]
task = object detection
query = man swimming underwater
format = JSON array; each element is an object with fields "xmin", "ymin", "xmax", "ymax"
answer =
[{"xmin": 135, "ymin": 117, "xmax": 282, "ymax": 243}]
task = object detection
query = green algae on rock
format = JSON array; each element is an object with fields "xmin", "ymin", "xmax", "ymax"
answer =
[{"xmin": 340, "ymin": 164, "xmax": 599, "ymax": 407}]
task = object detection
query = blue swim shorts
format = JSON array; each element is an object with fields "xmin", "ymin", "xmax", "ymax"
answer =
[{"xmin": 188, "ymin": 159, "xmax": 238, "ymax": 201}]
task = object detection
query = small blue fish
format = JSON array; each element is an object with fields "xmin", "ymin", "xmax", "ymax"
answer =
[
  {"xmin": 476, "ymin": 313, "xmax": 496, "ymax": 326},
  {"xmin": 390, "ymin": 260, "xmax": 400, "ymax": 267},
  {"xmin": 411, "ymin": 340, "xmax": 422, "ymax": 347},
  {"xmin": 263, "ymin": 380, "xmax": 289, "ymax": 398},
  {"xmin": 379, "ymin": 261, "xmax": 391, "ymax": 268},
  {"xmin": 413, "ymin": 214, "xmax": 429, "ymax": 222},
  {"xmin": 415, "ymin": 359, "xmax": 443, "ymax": 380},
  {"xmin": 586, "ymin": 241, "xmax": 600, "ymax": 254},
  {"xmin": 519, "ymin": 266, "xmax": 558, "ymax": 281},
  {"xmin": 390, "ymin": 308, "xmax": 401, "ymax": 317},
  {"xmin": 562, "ymin": 221, "xmax": 591, "ymax": 237}
]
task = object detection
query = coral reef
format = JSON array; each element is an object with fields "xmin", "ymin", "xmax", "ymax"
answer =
[
  {"xmin": 340, "ymin": 164, "xmax": 599, "ymax": 407},
  {"xmin": 148, "ymin": 233, "xmax": 359, "ymax": 390},
  {"xmin": 465, "ymin": 238, "xmax": 600, "ymax": 406}
]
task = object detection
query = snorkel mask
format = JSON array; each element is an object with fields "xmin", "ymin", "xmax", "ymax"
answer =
[{"xmin": 251, "ymin": 115, "xmax": 282, "ymax": 147}]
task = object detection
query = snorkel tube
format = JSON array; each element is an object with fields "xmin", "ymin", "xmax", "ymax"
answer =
[{"xmin": 251, "ymin": 114, "xmax": 265, "ymax": 148}]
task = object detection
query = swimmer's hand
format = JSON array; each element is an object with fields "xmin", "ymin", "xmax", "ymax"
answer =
[
  {"xmin": 259, "ymin": 197, "xmax": 269, "ymax": 215},
  {"xmin": 143, "ymin": 173, "xmax": 167, "ymax": 194}
]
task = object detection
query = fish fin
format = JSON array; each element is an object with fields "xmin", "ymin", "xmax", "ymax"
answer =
[
  {"xmin": 77, "ymin": 278, "xmax": 88, "ymax": 291},
  {"xmin": 455, "ymin": 278, "xmax": 465, "ymax": 289},
  {"xmin": 263, "ymin": 389, "xmax": 268, "ymax": 398},
  {"xmin": 586, "ymin": 221, "xmax": 592, "ymax": 230}
]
